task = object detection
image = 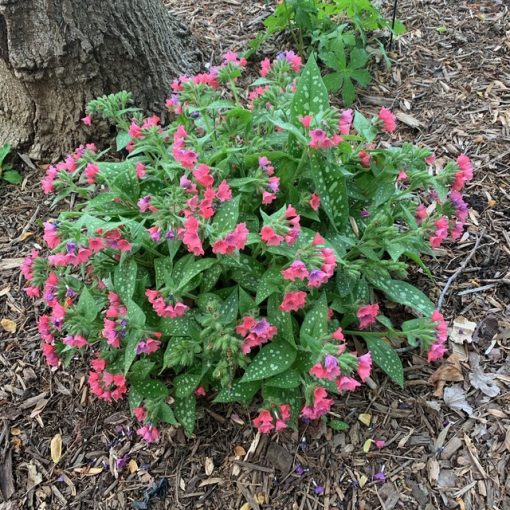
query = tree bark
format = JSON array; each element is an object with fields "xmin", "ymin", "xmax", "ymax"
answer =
[{"xmin": 0, "ymin": 0, "xmax": 201, "ymax": 160}]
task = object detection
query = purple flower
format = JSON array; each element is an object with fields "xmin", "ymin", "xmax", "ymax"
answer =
[
  {"xmin": 360, "ymin": 208, "xmax": 370, "ymax": 219},
  {"xmin": 66, "ymin": 241, "xmax": 77, "ymax": 253},
  {"xmin": 373, "ymin": 471, "xmax": 385, "ymax": 482},
  {"xmin": 295, "ymin": 464, "xmax": 305, "ymax": 476},
  {"xmin": 165, "ymin": 229, "xmax": 175, "ymax": 240},
  {"xmin": 324, "ymin": 354, "xmax": 338, "ymax": 371},
  {"xmin": 314, "ymin": 484, "xmax": 325, "ymax": 495},
  {"xmin": 252, "ymin": 319, "xmax": 270, "ymax": 335}
]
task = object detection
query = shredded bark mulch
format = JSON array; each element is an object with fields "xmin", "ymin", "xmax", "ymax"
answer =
[{"xmin": 1, "ymin": 0, "xmax": 509, "ymax": 508}]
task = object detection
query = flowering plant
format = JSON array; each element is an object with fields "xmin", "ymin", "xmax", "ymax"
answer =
[{"xmin": 24, "ymin": 52, "xmax": 472, "ymax": 438}]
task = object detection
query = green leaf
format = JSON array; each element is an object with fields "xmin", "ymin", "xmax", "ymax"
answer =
[
  {"xmin": 157, "ymin": 403, "xmax": 179, "ymax": 425},
  {"xmin": 219, "ymin": 287, "xmax": 239, "ymax": 325},
  {"xmin": 300, "ymin": 292, "xmax": 328, "ymax": 348},
  {"xmin": 290, "ymin": 54, "xmax": 329, "ymax": 123},
  {"xmin": 255, "ymin": 267, "xmax": 281, "ymax": 305},
  {"xmin": 2, "ymin": 169, "xmax": 23, "ymax": 184},
  {"xmin": 214, "ymin": 380, "xmax": 261, "ymax": 404},
  {"xmin": 160, "ymin": 315, "xmax": 199, "ymax": 338},
  {"xmin": 239, "ymin": 287, "xmax": 256, "ymax": 316},
  {"xmin": 349, "ymin": 47, "xmax": 370, "ymax": 69},
  {"xmin": 131, "ymin": 378, "xmax": 169, "ymax": 399},
  {"xmin": 126, "ymin": 299, "xmax": 146, "ymax": 329},
  {"xmin": 174, "ymin": 257, "xmax": 216, "ymax": 292},
  {"xmin": 154, "ymin": 257, "xmax": 173, "ymax": 288},
  {"xmin": 174, "ymin": 370, "xmax": 202, "ymax": 398},
  {"xmin": 370, "ymin": 277, "xmax": 435, "ymax": 316},
  {"xmin": 310, "ymin": 153, "xmax": 349, "ymax": 230},
  {"xmin": 114, "ymin": 259, "xmax": 137, "ymax": 303},
  {"xmin": 266, "ymin": 369, "xmax": 300, "ymax": 389},
  {"xmin": 241, "ymin": 341, "xmax": 296, "ymax": 383},
  {"xmin": 363, "ymin": 335, "xmax": 404, "ymax": 388},
  {"xmin": 174, "ymin": 396, "xmax": 196, "ymax": 435},
  {"xmin": 77, "ymin": 287, "xmax": 99, "ymax": 321},
  {"xmin": 329, "ymin": 419, "xmax": 349, "ymax": 431},
  {"xmin": 353, "ymin": 112, "xmax": 377, "ymax": 142},
  {"xmin": 109, "ymin": 165, "xmax": 140, "ymax": 201},
  {"xmin": 130, "ymin": 359, "xmax": 155, "ymax": 380},
  {"xmin": 0, "ymin": 144, "xmax": 10, "ymax": 165},
  {"xmin": 116, "ymin": 131, "xmax": 131, "ymax": 151},
  {"xmin": 212, "ymin": 196, "xmax": 240, "ymax": 235},
  {"xmin": 341, "ymin": 77, "xmax": 356, "ymax": 106},
  {"xmin": 267, "ymin": 293, "xmax": 295, "ymax": 346},
  {"xmin": 124, "ymin": 332, "xmax": 139, "ymax": 374}
]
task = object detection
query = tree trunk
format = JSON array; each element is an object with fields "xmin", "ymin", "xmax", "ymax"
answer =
[{"xmin": 0, "ymin": 0, "xmax": 201, "ymax": 160}]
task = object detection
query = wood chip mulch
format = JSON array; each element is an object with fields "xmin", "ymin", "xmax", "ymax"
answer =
[{"xmin": 1, "ymin": 0, "xmax": 509, "ymax": 508}]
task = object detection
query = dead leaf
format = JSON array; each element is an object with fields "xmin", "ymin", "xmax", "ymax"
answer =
[
  {"xmin": 240, "ymin": 504, "xmax": 251, "ymax": 510},
  {"xmin": 450, "ymin": 317, "xmax": 477, "ymax": 344},
  {"xmin": 50, "ymin": 434, "xmax": 62, "ymax": 464},
  {"xmin": 1, "ymin": 319, "xmax": 16, "ymax": 333},
  {"xmin": 358, "ymin": 413, "xmax": 371, "ymax": 426},
  {"xmin": 443, "ymin": 386, "xmax": 473, "ymax": 415},
  {"xmin": 427, "ymin": 458, "xmax": 440, "ymax": 485},
  {"xmin": 205, "ymin": 457, "xmax": 214, "ymax": 476},
  {"xmin": 73, "ymin": 466, "xmax": 103, "ymax": 476},
  {"xmin": 234, "ymin": 445, "xmax": 246, "ymax": 457},
  {"xmin": 395, "ymin": 111, "xmax": 424, "ymax": 128},
  {"xmin": 428, "ymin": 353, "xmax": 464, "ymax": 397},
  {"xmin": 0, "ymin": 258, "xmax": 23, "ymax": 271},
  {"xmin": 128, "ymin": 459, "xmax": 138, "ymax": 474},
  {"xmin": 357, "ymin": 473, "xmax": 368, "ymax": 488},
  {"xmin": 18, "ymin": 231, "xmax": 33, "ymax": 242},
  {"xmin": 468, "ymin": 353, "xmax": 500, "ymax": 397},
  {"xmin": 26, "ymin": 463, "xmax": 42, "ymax": 491},
  {"xmin": 362, "ymin": 439, "xmax": 373, "ymax": 453}
]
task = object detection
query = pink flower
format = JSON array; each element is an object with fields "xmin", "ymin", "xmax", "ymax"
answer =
[
  {"xmin": 339, "ymin": 109, "xmax": 353, "ymax": 135},
  {"xmin": 253, "ymin": 409, "xmax": 274, "ymax": 433},
  {"xmin": 216, "ymin": 180, "xmax": 232, "ymax": 202},
  {"xmin": 309, "ymin": 193, "xmax": 321, "ymax": 211},
  {"xmin": 260, "ymin": 58, "xmax": 272, "ymax": 77},
  {"xmin": 452, "ymin": 154, "xmax": 474, "ymax": 192},
  {"xmin": 195, "ymin": 386, "xmax": 206, "ymax": 397},
  {"xmin": 309, "ymin": 355, "xmax": 340, "ymax": 381},
  {"xmin": 236, "ymin": 317, "xmax": 278, "ymax": 354},
  {"xmin": 43, "ymin": 222, "xmax": 60, "ymax": 249},
  {"xmin": 89, "ymin": 360, "xmax": 127, "ymax": 402},
  {"xmin": 375, "ymin": 439, "xmax": 386, "ymax": 449},
  {"xmin": 357, "ymin": 304, "xmax": 379, "ymax": 329},
  {"xmin": 260, "ymin": 226, "xmax": 284, "ymax": 246},
  {"xmin": 81, "ymin": 115, "xmax": 92, "ymax": 126},
  {"xmin": 136, "ymin": 336, "xmax": 161, "ymax": 354},
  {"xmin": 136, "ymin": 163, "xmax": 146, "ymax": 179},
  {"xmin": 299, "ymin": 115, "xmax": 313, "ymax": 129},
  {"xmin": 63, "ymin": 335, "xmax": 88, "ymax": 348},
  {"xmin": 429, "ymin": 216, "xmax": 449, "ymax": 249},
  {"xmin": 133, "ymin": 406, "xmax": 147, "ymax": 422},
  {"xmin": 212, "ymin": 223, "xmax": 249, "ymax": 254},
  {"xmin": 427, "ymin": 310, "xmax": 448, "ymax": 362},
  {"xmin": 193, "ymin": 164, "xmax": 214, "ymax": 187},
  {"xmin": 137, "ymin": 425, "xmax": 160, "ymax": 443},
  {"xmin": 178, "ymin": 216, "xmax": 204, "ymax": 256},
  {"xmin": 128, "ymin": 121, "xmax": 142, "ymax": 139},
  {"xmin": 378, "ymin": 107, "xmax": 397, "ymax": 133},
  {"xmin": 300, "ymin": 387, "xmax": 333, "ymax": 420},
  {"xmin": 415, "ymin": 204, "xmax": 428, "ymax": 224},
  {"xmin": 397, "ymin": 170, "xmax": 408, "ymax": 182},
  {"xmin": 336, "ymin": 376, "xmax": 361, "ymax": 392},
  {"xmin": 24, "ymin": 286, "xmax": 41, "ymax": 298},
  {"xmin": 358, "ymin": 150, "xmax": 371, "ymax": 168},
  {"xmin": 357, "ymin": 352, "xmax": 372, "ymax": 382},
  {"xmin": 85, "ymin": 163, "xmax": 99, "ymax": 184},
  {"xmin": 279, "ymin": 291, "xmax": 307, "ymax": 312},
  {"xmin": 281, "ymin": 260, "xmax": 309, "ymax": 281},
  {"xmin": 331, "ymin": 327, "xmax": 345, "ymax": 341}
]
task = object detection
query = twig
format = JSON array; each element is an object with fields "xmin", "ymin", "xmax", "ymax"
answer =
[{"xmin": 437, "ymin": 229, "xmax": 485, "ymax": 310}]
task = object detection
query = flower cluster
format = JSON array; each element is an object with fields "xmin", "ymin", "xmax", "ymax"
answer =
[{"xmin": 23, "ymin": 51, "xmax": 474, "ymax": 438}]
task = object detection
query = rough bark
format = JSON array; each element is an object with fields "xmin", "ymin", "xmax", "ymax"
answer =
[{"xmin": 0, "ymin": 0, "xmax": 201, "ymax": 159}]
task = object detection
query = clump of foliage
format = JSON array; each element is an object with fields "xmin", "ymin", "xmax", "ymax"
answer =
[
  {"xmin": 0, "ymin": 144, "xmax": 23, "ymax": 184},
  {"xmin": 23, "ymin": 52, "xmax": 473, "ymax": 439},
  {"xmin": 251, "ymin": 0, "xmax": 405, "ymax": 104}
]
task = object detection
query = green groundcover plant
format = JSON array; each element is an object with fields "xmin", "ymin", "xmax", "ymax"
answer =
[
  {"xmin": 22, "ymin": 52, "xmax": 473, "ymax": 440},
  {"xmin": 251, "ymin": 0, "xmax": 406, "ymax": 104}
]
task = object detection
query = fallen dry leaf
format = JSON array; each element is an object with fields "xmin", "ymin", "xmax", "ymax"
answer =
[
  {"xmin": 73, "ymin": 466, "xmax": 103, "ymax": 476},
  {"xmin": 239, "ymin": 504, "xmax": 251, "ymax": 510},
  {"xmin": 128, "ymin": 459, "xmax": 138, "ymax": 474},
  {"xmin": 205, "ymin": 457, "xmax": 214, "ymax": 476},
  {"xmin": 234, "ymin": 445, "xmax": 246, "ymax": 457},
  {"xmin": 50, "ymin": 433, "xmax": 62, "ymax": 464},
  {"xmin": 1, "ymin": 319, "xmax": 17, "ymax": 333},
  {"xmin": 443, "ymin": 386, "xmax": 473, "ymax": 415},
  {"xmin": 362, "ymin": 439, "xmax": 373, "ymax": 453},
  {"xmin": 428, "ymin": 353, "xmax": 464, "ymax": 397},
  {"xmin": 468, "ymin": 353, "xmax": 500, "ymax": 397},
  {"xmin": 25, "ymin": 463, "xmax": 42, "ymax": 491},
  {"xmin": 427, "ymin": 458, "xmax": 440, "ymax": 485},
  {"xmin": 358, "ymin": 413, "xmax": 371, "ymax": 426},
  {"xmin": 450, "ymin": 316, "xmax": 477, "ymax": 344}
]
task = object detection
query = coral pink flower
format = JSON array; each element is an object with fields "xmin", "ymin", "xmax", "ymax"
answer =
[
  {"xmin": 279, "ymin": 291, "xmax": 307, "ymax": 312},
  {"xmin": 260, "ymin": 226, "xmax": 284, "ymax": 246},
  {"xmin": 43, "ymin": 222, "xmax": 60, "ymax": 249},
  {"xmin": 429, "ymin": 216, "xmax": 449, "ymax": 248},
  {"xmin": 427, "ymin": 310, "xmax": 448, "ymax": 362},
  {"xmin": 136, "ymin": 163, "xmax": 146, "ymax": 179},
  {"xmin": 236, "ymin": 316, "xmax": 278, "ymax": 354},
  {"xmin": 281, "ymin": 260, "xmax": 309, "ymax": 281},
  {"xmin": 85, "ymin": 163, "xmax": 99, "ymax": 184},
  {"xmin": 309, "ymin": 354, "xmax": 340, "ymax": 381},
  {"xmin": 193, "ymin": 164, "xmax": 214, "ymax": 187},
  {"xmin": 133, "ymin": 406, "xmax": 147, "ymax": 422},
  {"xmin": 336, "ymin": 376, "xmax": 361, "ymax": 392},
  {"xmin": 397, "ymin": 170, "xmax": 408, "ymax": 182},
  {"xmin": 331, "ymin": 327, "xmax": 345, "ymax": 341},
  {"xmin": 339, "ymin": 109, "xmax": 353, "ymax": 135},
  {"xmin": 300, "ymin": 387, "xmax": 333, "ymax": 420},
  {"xmin": 195, "ymin": 386, "xmax": 206, "ymax": 397},
  {"xmin": 378, "ymin": 107, "xmax": 397, "ymax": 133},
  {"xmin": 260, "ymin": 58, "xmax": 271, "ymax": 77},
  {"xmin": 212, "ymin": 223, "xmax": 249, "ymax": 254},
  {"xmin": 452, "ymin": 154, "xmax": 474, "ymax": 192},
  {"xmin": 137, "ymin": 425, "xmax": 160, "ymax": 443},
  {"xmin": 63, "ymin": 335, "xmax": 88, "ymax": 348},
  {"xmin": 216, "ymin": 180, "xmax": 232, "ymax": 202},
  {"xmin": 357, "ymin": 352, "xmax": 372, "ymax": 382},
  {"xmin": 309, "ymin": 193, "xmax": 321, "ymax": 211},
  {"xmin": 81, "ymin": 115, "xmax": 92, "ymax": 126},
  {"xmin": 299, "ymin": 115, "xmax": 313, "ymax": 129},
  {"xmin": 89, "ymin": 359, "xmax": 127, "ymax": 402},
  {"xmin": 253, "ymin": 409, "xmax": 274, "ymax": 433},
  {"xmin": 415, "ymin": 204, "xmax": 428, "ymax": 224},
  {"xmin": 357, "ymin": 304, "xmax": 379, "ymax": 329},
  {"xmin": 358, "ymin": 150, "xmax": 371, "ymax": 168}
]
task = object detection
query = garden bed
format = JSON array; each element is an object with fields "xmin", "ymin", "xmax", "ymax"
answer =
[{"xmin": 0, "ymin": 0, "xmax": 509, "ymax": 508}]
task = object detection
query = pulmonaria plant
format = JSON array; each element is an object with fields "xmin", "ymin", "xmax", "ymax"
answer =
[{"xmin": 23, "ymin": 52, "xmax": 473, "ymax": 439}]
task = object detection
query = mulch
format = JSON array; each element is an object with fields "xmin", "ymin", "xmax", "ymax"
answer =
[{"xmin": 1, "ymin": 0, "xmax": 509, "ymax": 508}]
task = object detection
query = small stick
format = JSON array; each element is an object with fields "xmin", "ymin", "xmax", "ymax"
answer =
[
  {"xmin": 388, "ymin": 0, "xmax": 399, "ymax": 49},
  {"xmin": 437, "ymin": 229, "xmax": 485, "ymax": 311}
]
